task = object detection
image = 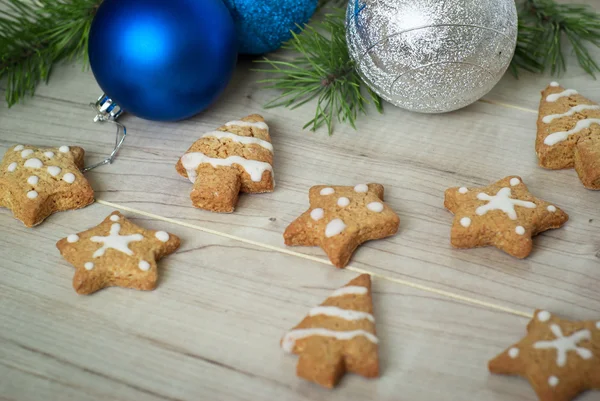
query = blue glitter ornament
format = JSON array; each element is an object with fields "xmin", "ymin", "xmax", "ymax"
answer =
[
  {"xmin": 223, "ymin": 0, "xmax": 318, "ymax": 55},
  {"xmin": 88, "ymin": 0, "xmax": 237, "ymax": 121}
]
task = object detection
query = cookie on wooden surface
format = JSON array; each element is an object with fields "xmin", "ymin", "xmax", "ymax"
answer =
[
  {"xmin": 444, "ymin": 176, "xmax": 568, "ymax": 258},
  {"xmin": 281, "ymin": 274, "xmax": 379, "ymax": 388},
  {"xmin": 489, "ymin": 310, "xmax": 600, "ymax": 401},
  {"xmin": 536, "ymin": 82, "xmax": 600, "ymax": 189},
  {"xmin": 0, "ymin": 144, "xmax": 94, "ymax": 227},
  {"xmin": 57, "ymin": 211, "xmax": 180, "ymax": 295},
  {"xmin": 175, "ymin": 114, "xmax": 274, "ymax": 212},
  {"xmin": 283, "ymin": 184, "xmax": 399, "ymax": 268}
]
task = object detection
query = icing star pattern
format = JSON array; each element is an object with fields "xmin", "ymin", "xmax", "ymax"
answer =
[
  {"xmin": 444, "ymin": 176, "xmax": 569, "ymax": 258},
  {"xmin": 0, "ymin": 145, "xmax": 94, "ymax": 227},
  {"xmin": 489, "ymin": 310, "xmax": 600, "ymax": 401},
  {"xmin": 56, "ymin": 212, "xmax": 180, "ymax": 294},
  {"xmin": 284, "ymin": 183, "xmax": 399, "ymax": 268}
]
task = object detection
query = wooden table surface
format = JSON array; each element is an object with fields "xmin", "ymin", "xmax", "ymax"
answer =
[{"xmin": 2, "ymin": 4, "xmax": 600, "ymax": 400}]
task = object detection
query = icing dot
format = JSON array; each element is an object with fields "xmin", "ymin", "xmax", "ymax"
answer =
[
  {"xmin": 515, "ymin": 226, "xmax": 525, "ymax": 235},
  {"xmin": 27, "ymin": 176, "xmax": 39, "ymax": 185},
  {"xmin": 84, "ymin": 262, "xmax": 94, "ymax": 270},
  {"xmin": 460, "ymin": 217, "xmax": 471, "ymax": 228},
  {"xmin": 310, "ymin": 208, "xmax": 324, "ymax": 221},
  {"xmin": 548, "ymin": 376, "xmax": 559, "ymax": 387},
  {"xmin": 547, "ymin": 205, "xmax": 556, "ymax": 212},
  {"xmin": 325, "ymin": 219, "xmax": 346, "ymax": 238},
  {"xmin": 110, "ymin": 215, "xmax": 120, "ymax": 222},
  {"xmin": 62, "ymin": 173, "xmax": 75, "ymax": 184},
  {"xmin": 138, "ymin": 260, "xmax": 151, "ymax": 271},
  {"xmin": 508, "ymin": 347, "xmax": 519, "ymax": 358},
  {"xmin": 337, "ymin": 197, "xmax": 350, "ymax": 207},
  {"xmin": 458, "ymin": 187, "xmax": 468, "ymax": 194},
  {"xmin": 550, "ymin": 82, "xmax": 560, "ymax": 87},
  {"xmin": 354, "ymin": 184, "xmax": 368, "ymax": 193},
  {"xmin": 155, "ymin": 231, "xmax": 170, "ymax": 242},
  {"xmin": 13, "ymin": 145, "xmax": 24, "ymax": 151},
  {"xmin": 320, "ymin": 187, "xmax": 335, "ymax": 196},
  {"xmin": 47, "ymin": 166, "xmax": 61, "ymax": 177},
  {"xmin": 510, "ymin": 178, "xmax": 521, "ymax": 186},
  {"xmin": 596, "ymin": 321, "xmax": 600, "ymax": 329},
  {"xmin": 24, "ymin": 158, "xmax": 43, "ymax": 168},
  {"xmin": 7, "ymin": 162, "xmax": 17, "ymax": 172},
  {"xmin": 26, "ymin": 190, "xmax": 38, "ymax": 199},
  {"xmin": 67, "ymin": 234, "xmax": 79, "ymax": 243},
  {"xmin": 367, "ymin": 202, "xmax": 384, "ymax": 213},
  {"xmin": 21, "ymin": 149, "xmax": 34, "ymax": 158},
  {"xmin": 538, "ymin": 311, "xmax": 551, "ymax": 322},
  {"xmin": 59, "ymin": 146, "xmax": 70, "ymax": 153},
  {"xmin": 44, "ymin": 151, "xmax": 54, "ymax": 158}
]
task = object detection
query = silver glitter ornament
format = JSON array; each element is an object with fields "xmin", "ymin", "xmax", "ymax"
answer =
[{"xmin": 346, "ymin": 0, "xmax": 518, "ymax": 113}]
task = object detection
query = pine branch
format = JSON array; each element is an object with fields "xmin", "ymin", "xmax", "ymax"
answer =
[
  {"xmin": 255, "ymin": 10, "xmax": 382, "ymax": 135},
  {"xmin": 0, "ymin": 0, "xmax": 101, "ymax": 107}
]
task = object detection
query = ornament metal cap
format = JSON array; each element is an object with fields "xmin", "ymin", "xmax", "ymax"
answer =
[{"xmin": 83, "ymin": 94, "xmax": 127, "ymax": 172}]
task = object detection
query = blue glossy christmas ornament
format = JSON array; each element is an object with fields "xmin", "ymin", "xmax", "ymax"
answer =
[
  {"xmin": 222, "ymin": 0, "xmax": 318, "ymax": 55},
  {"xmin": 88, "ymin": 0, "xmax": 237, "ymax": 121}
]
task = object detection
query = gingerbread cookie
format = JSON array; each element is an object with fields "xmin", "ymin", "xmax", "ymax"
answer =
[
  {"xmin": 282, "ymin": 274, "xmax": 379, "ymax": 388},
  {"xmin": 56, "ymin": 211, "xmax": 180, "ymax": 294},
  {"xmin": 444, "ymin": 176, "xmax": 568, "ymax": 258},
  {"xmin": 489, "ymin": 310, "xmax": 600, "ymax": 401},
  {"xmin": 284, "ymin": 184, "xmax": 399, "ymax": 268},
  {"xmin": 536, "ymin": 82, "xmax": 600, "ymax": 189},
  {"xmin": 175, "ymin": 114, "xmax": 274, "ymax": 213},
  {"xmin": 0, "ymin": 144, "xmax": 94, "ymax": 227}
]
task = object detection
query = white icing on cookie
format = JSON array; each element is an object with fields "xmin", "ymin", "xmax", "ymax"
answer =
[
  {"xmin": 331, "ymin": 286, "xmax": 368, "ymax": 297},
  {"xmin": 44, "ymin": 151, "xmax": 54, "ymax": 158},
  {"xmin": 201, "ymin": 131, "xmax": 273, "ymax": 152},
  {"xmin": 596, "ymin": 322, "xmax": 600, "ymax": 329},
  {"xmin": 460, "ymin": 217, "xmax": 471, "ymax": 228},
  {"xmin": 515, "ymin": 226, "xmax": 525, "ymax": 235},
  {"xmin": 84, "ymin": 262, "xmax": 94, "ymax": 270},
  {"xmin": 546, "ymin": 89, "xmax": 578, "ymax": 102},
  {"xmin": 281, "ymin": 328, "xmax": 378, "ymax": 353},
  {"xmin": 21, "ymin": 149, "xmax": 34, "ymax": 158},
  {"xmin": 337, "ymin": 197, "xmax": 350, "ymax": 207},
  {"xmin": 542, "ymin": 104, "xmax": 600, "ymax": 124},
  {"xmin": 7, "ymin": 162, "xmax": 17, "ymax": 172},
  {"xmin": 510, "ymin": 178, "xmax": 520, "ymax": 186},
  {"xmin": 24, "ymin": 158, "xmax": 43, "ymax": 169},
  {"xmin": 181, "ymin": 153, "xmax": 272, "ymax": 183},
  {"xmin": 534, "ymin": 325, "xmax": 592, "ymax": 367},
  {"xmin": 59, "ymin": 146, "xmax": 70, "ymax": 153},
  {"xmin": 508, "ymin": 347, "xmax": 519, "ymax": 358},
  {"xmin": 155, "ymin": 231, "xmax": 169, "ymax": 242},
  {"xmin": 310, "ymin": 208, "xmax": 324, "ymax": 221},
  {"xmin": 548, "ymin": 376, "xmax": 559, "ymax": 387},
  {"xmin": 354, "ymin": 184, "xmax": 368, "ymax": 193},
  {"xmin": 547, "ymin": 205, "xmax": 556, "ymax": 212},
  {"xmin": 27, "ymin": 190, "xmax": 38, "ymax": 199},
  {"xmin": 550, "ymin": 82, "xmax": 560, "ymax": 87},
  {"xmin": 538, "ymin": 311, "xmax": 551, "ymax": 322},
  {"xmin": 67, "ymin": 234, "xmax": 79, "ymax": 243},
  {"xmin": 13, "ymin": 145, "xmax": 24, "ymax": 151},
  {"xmin": 62, "ymin": 173, "xmax": 75, "ymax": 184},
  {"xmin": 544, "ymin": 119, "xmax": 600, "ymax": 146},
  {"xmin": 308, "ymin": 306, "xmax": 375, "ymax": 322},
  {"xmin": 138, "ymin": 260, "xmax": 150, "ymax": 271},
  {"xmin": 225, "ymin": 120, "xmax": 269, "ymax": 132},
  {"xmin": 458, "ymin": 187, "xmax": 468, "ymax": 194},
  {"xmin": 47, "ymin": 166, "xmax": 61, "ymax": 177},
  {"xmin": 27, "ymin": 176, "xmax": 39, "ymax": 185},
  {"xmin": 320, "ymin": 187, "xmax": 335, "ymax": 196},
  {"xmin": 90, "ymin": 223, "xmax": 144, "ymax": 258},
  {"xmin": 367, "ymin": 202, "xmax": 384, "ymax": 212},
  {"xmin": 476, "ymin": 188, "xmax": 536, "ymax": 220},
  {"xmin": 325, "ymin": 219, "xmax": 346, "ymax": 238},
  {"xmin": 110, "ymin": 215, "xmax": 120, "ymax": 222}
]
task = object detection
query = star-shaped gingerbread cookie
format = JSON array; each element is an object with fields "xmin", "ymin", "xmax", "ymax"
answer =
[
  {"xmin": 284, "ymin": 184, "xmax": 399, "ymax": 268},
  {"xmin": 57, "ymin": 212, "xmax": 180, "ymax": 294},
  {"xmin": 444, "ymin": 176, "xmax": 568, "ymax": 258},
  {"xmin": 0, "ymin": 144, "xmax": 94, "ymax": 227},
  {"xmin": 489, "ymin": 310, "xmax": 600, "ymax": 401}
]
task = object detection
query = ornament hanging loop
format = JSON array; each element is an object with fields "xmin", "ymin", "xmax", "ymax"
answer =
[{"xmin": 82, "ymin": 94, "xmax": 127, "ymax": 173}]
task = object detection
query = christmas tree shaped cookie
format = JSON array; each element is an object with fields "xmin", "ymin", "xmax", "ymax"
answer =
[
  {"xmin": 57, "ymin": 212, "xmax": 180, "ymax": 294},
  {"xmin": 536, "ymin": 82, "xmax": 600, "ymax": 189},
  {"xmin": 284, "ymin": 184, "xmax": 400, "ymax": 268},
  {"xmin": 282, "ymin": 274, "xmax": 379, "ymax": 388},
  {"xmin": 175, "ymin": 114, "xmax": 274, "ymax": 212},
  {"xmin": 0, "ymin": 144, "xmax": 94, "ymax": 227},
  {"xmin": 489, "ymin": 310, "xmax": 600, "ymax": 401}
]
